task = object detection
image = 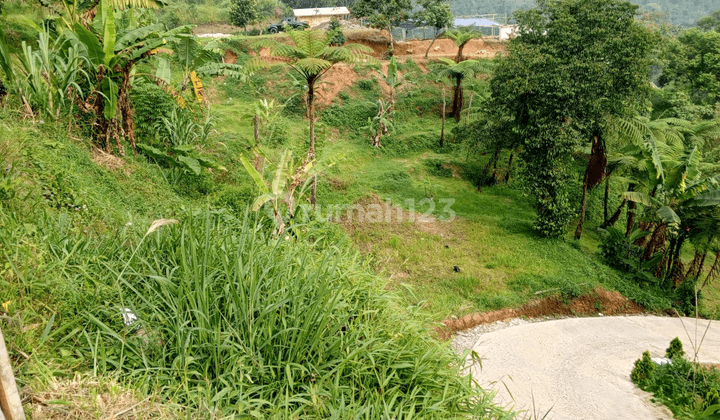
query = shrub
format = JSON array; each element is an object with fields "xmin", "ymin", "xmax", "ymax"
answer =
[
  {"xmin": 631, "ymin": 340, "xmax": 720, "ymax": 419},
  {"xmin": 666, "ymin": 337, "xmax": 685, "ymax": 360},
  {"xmin": 598, "ymin": 226, "xmax": 648, "ymax": 271},
  {"xmin": 631, "ymin": 351, "xmax": 656, "ymax": 387},
  {"xmin": 328, "ymin": 19, "xmax": 346, "ymax": 46},
  {"xmin": 356, "ymin": 78, "xmax": 376, "ymax": 91},
  {"xmin": 214, "ymin": 184, "xmax": 255, "ymax": 215},
  {"xmin": 382, "ymin": 132, "xmax": 440, "ymax": 157}
]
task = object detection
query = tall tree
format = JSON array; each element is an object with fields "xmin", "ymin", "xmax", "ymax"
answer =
[
  {"xmin": 352, "ymin": 0, "xmax": 412, "ymax": 55},
  {"xmin": 249, "ymin": 31, "xmax": 373, "ymax": 206},
  {"xmin": 490, "ymin": 0, "xmax": 657, "ymax": 237},
  {"xmin": 659, "ymin": 28, "xmax": 720, "ymax": 106},
  {"xmin": 229, "ymin": 0, "xmax": 259, "ymax": 31},
  {"xmin": 413, "ymin": 0, "xmax": 454, "ymax": 58}
]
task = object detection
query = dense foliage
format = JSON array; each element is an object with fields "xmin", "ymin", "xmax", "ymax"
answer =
[
  {"xmin": 631, "ymin": 340, "xmax": 720, "ymax": 419},
  {"xmin": 449, "ymin": 0, "xmax": 720, "ymax": 28},
  {"xmin": 489, "ymin": 0, "xmax": 656, "ymax": 237},
  {"xmin": 229, "ymin": 0, "xmax": 259, "ymax": 29}
]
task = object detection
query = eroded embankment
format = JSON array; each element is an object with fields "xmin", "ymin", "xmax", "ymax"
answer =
[{"xmin": 437, "ymin": 288, "xmax": 645, "ymax": 339}]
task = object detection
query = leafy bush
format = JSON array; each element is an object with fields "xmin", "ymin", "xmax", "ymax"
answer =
[
  {"xmin": 666, "ymin": 337, "xmax": 685, "ymax": 359},
  {"xmin": 397, "ymin": 85, "xmax": 442, "ymax": 117},
  {"xmin": 328, "ymin": 19, "xmax": 346, "ymax": 46},
  {"xmin": 214, "ymin": 184, "xmax": 256, "ymax": 216},
  {"xmin": 631, "ymin": 351, "xmax": 656, "ymax": 388},
  {"xmin": 599, "ymin": 226, "xmax": 650, "ymax": 272},
  {"xmin": 356, "ymin": 78, "xmax": 376, "ymax": 91},
  {"xmin": 382, "ymin": 131, "xmax": 440, "ymax": 157}
]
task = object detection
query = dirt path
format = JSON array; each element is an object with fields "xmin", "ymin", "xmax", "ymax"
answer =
[{"xmin": 454, "ymin": 315, "xmax": 720, "ymax": 420}]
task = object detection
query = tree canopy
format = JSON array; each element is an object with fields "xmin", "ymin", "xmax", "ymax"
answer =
[
  {"xmin": 352, "ymin": 0, "xmax": 412, "ymax": 52},
  {"xmin": 659, "ymin": 28, "xmax": 720, "ymax": 106},
  {"xmin": 229, "ymin": 0, "xmax": 259, "ymax": 29},
  {"xmin": 490, "ymin": 0, "xmax": 657, "ymax": 236}
]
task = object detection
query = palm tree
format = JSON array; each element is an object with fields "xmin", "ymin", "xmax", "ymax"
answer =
[
  {"xmin": 249, "ymin": 30, "xmax": 374, "ymax": 206},
  {"xmin": 443, "ymin": 28, "xmax": 483, "ymax": 62},
  {"xmin": 431, "ymin": 58, "xmax": 488, "ymax": 122}
]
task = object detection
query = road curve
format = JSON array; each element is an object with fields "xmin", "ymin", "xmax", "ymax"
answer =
[{"xmin": 462, "ymin": 316, "xmax": 720, "ymax": 420}]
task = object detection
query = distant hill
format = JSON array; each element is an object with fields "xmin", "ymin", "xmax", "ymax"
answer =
[{"xmin": 449, "ymin": 0, "xmax": 719, "ymax": 27}]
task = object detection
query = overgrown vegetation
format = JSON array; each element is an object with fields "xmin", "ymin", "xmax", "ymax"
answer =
[{"xmin": 631, "ymin": 338, "xmax": 720, "ymax": 419}]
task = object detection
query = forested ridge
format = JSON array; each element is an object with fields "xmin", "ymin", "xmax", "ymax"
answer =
[{"xmin": 450, "ymin": 0, "xmax": 718, "ymax": 26}]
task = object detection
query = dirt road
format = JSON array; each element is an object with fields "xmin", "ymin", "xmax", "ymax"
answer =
[{"xmin": 454, "ymin": 315, "xmax": 720, "ymax": 420}]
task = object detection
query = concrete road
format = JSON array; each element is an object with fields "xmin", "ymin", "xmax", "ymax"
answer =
[{"xmin": 463, "ymin": 316, "xmax": 720, "ymax": 420}]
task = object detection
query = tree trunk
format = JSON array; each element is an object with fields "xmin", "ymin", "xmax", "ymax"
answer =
[
  {"xmin": 603, "ymin": 176, "xmax": 610, "ymax": 224},
  {"xmin": 466, "ymin": 90, "xmax": 474, "ymax": 121},
  {"xmin": 574, "ymin": 178, "xmax": 590, "ymax": 240},
  {"xmin": 684, "ymin": 251, "xmax": 707, "ymax": 282},
  {"xmin": 440, "ymin": 87, "xmax": 446, "ymax": 147},
  {"xmin": 625, "ymin": 184, "xmax": 636, "ymax": 236},
  {"xmin": 388, "ymin": 25, "xmax": 394, "ymax": 56},
  {"xmin": 455, "ymin": 41, "xmax": 467, "ymax": 62},
  {"xmin": 505, "ymin": 152, "xmax": 514, "ymax": 183},
  {"xmin": 575, "ymin": 132, "xmax": 606, "ymax": 240},
  {"xmin": 424, "ymin": 29, "xmax": 444, "ymax": 58},
  {"xmin": 452, "ymin": 76, "xmax": 463, "ymax": 122},
  {"xmin": 308, "ymin": 80, "xmax": 317, "ymax": 209},
  {"xmin": 700, "ymin": 249, "xmax": 720, "ymax": 289},
  {"xmin": 603, "ymin": 199, "xmax": 625, "ymax": 228},
  {"xmin": 490, "ymin": 147, "xmax": 500, "ymax": 180},
  {"xmin": 670, "ymin": 234, "xmax": 687, "ymax": 288},
  {"xmin": 253, "ymin": 115, "xmax": 260, "ymax": 145}
]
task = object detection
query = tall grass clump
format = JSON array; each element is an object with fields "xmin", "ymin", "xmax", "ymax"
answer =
[{"xmin": 81, "ymin": 211, "xmax": 511, "ymax": 419}]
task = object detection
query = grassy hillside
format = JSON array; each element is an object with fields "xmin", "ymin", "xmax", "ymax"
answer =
[{"xmin": 1, "ymin": 3, "xmax": 719, "ymax": 415}]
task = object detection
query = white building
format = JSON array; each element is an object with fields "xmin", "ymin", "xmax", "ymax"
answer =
[{"xmin": 293, "ymin": 7, "xmax": 351, "ymax": 28}]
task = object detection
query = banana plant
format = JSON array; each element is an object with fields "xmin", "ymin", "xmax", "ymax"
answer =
[
  {"xmin": 65, "ymin": 0, "xmax": 182, "ymax": 154},
  {"xmin": 241, "ymin": 150, "xmax": 316, "ymax": 234},
  {"xmin": 622, "ymin": 146, "xmax": 720, "ymax": 285}
]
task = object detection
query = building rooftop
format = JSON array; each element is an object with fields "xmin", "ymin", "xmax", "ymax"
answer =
[
  {"xmin": 293, "ymin": 7, "xmax": 351, "ymax": 18},
  {"xmin": 454, "ymin": 18, "xmax": 501, "ymax": 27}
]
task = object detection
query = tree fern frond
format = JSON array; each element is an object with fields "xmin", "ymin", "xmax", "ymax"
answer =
[
  {"xmin": 244, "ymin": 57, "xmax": 273, "ymax": 72},
  {"xmin": 292, "ymin": 57, "xmax": 332, "ymax": 75}
]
